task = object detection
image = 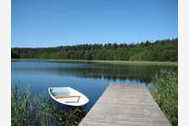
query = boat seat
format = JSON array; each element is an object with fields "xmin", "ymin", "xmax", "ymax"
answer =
[{"xmin": 55, "ymin": 95, "xmax": 81, "ymax": 102}]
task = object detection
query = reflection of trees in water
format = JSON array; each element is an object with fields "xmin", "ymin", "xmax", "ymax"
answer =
[
  {"xmin": 15, "ymin": 63, "xmax": 177, "ymax": 83},
  {"xmin": 73, "ymin": 65, "xmax": 177, "ymax": 83},
  {"xmin": 51, "ymin": 64, "xmax": 177, "ymax": 83}
]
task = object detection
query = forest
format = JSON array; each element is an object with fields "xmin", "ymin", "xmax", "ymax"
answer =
[{"xmin": 11, "ymin": 38, "xmax": 178, "ymax": 62}]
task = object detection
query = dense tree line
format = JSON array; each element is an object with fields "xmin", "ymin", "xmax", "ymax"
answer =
[{"xmin": 11, "ymin": 38, "xmax": 178, "ymax": 61}]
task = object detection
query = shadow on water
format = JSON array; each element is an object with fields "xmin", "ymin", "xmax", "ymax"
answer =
[{"xmin": 59, "ymin": 64, "xmax": 177, "ymax": 83}]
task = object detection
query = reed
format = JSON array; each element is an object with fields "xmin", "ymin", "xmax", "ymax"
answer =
[
  {"xmin": 150, "ymin": 71, "xmax": 178, "ymax": 126},
  {"xmin": 11, "ymin": 85, "xmax": 85, "ymax": 126}
]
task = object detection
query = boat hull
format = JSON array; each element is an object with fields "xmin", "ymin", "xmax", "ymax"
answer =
[{"xmin": 48, "ymin": 87, "xmax": 89, "ymax": 106}]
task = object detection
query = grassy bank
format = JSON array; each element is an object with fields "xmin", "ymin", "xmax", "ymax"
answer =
[
  {"xmin": 150, "ymin": 71, "xmax": 178, "ymax": 126},
  {"xmin": 11, "ymin": 85, "xmax": 85, "ymax": 126},
  {"xmin": 12, "ymin": 58, "xmax": 178, "ymax": 66}
]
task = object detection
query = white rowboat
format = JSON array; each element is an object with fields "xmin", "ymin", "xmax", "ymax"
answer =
[{"xmin": 48, "ymin": 87, "xmax": 89, "ymax": 106}]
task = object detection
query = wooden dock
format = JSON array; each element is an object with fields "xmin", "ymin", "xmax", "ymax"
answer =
[{"xmin": 79, "ymin": 84, "xmax": 171, "ymax": 126}]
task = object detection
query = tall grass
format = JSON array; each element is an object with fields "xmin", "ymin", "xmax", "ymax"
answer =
[
  {"xmin": 150, "ymin": 71, "xmax": 178, "ymax": 126},
  {"xmin": 11, "ymin": 85, "xmax": 85, "ymax": 126}
]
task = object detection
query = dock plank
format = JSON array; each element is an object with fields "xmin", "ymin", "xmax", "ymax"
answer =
[{"xmin": 79, "ymin": 84, "xmax": 171, "ymax": 126}]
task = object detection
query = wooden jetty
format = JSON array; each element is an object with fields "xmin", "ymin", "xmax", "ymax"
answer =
[{"xmin": 79, "ymin": 84, "xmax": 171, "ymax": 126}]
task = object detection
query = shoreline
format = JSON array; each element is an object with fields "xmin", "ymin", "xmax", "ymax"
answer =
[{"xmin": 11, "ymin": 58, "xmax": 178, "ymax": 66}]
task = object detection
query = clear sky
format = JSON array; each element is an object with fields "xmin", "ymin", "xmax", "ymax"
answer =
[{"xmin": 12, "ymin": 0, "xmax": 178, "ymax": 47}]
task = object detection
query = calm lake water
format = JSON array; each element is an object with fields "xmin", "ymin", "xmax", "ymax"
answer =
[{"xmin": 11, "ymin": 60, "xmax": 177, "ymax": 111}]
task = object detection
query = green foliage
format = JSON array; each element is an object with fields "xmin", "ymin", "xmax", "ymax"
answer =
[
  {"xmin": 39, "ymin": 96, "xmax": 85, "ymax": 126},
  {"xmin": 11, "ymin": 85, "xmax": 35, "ymax": 126},
  {"xmin": 11, "ymin": 85, "xmax": 85, "ymax": 126},
  {"xmin": 11, "ymin": 51, "xmax": 20, "ymax": 58},
  {"xmin": 150, "ymin": 71, "xmax": 178, "ymax": 126},
  {"xmin": 12, "ymin": 38, "xmax": 178, "ymax": 61}
]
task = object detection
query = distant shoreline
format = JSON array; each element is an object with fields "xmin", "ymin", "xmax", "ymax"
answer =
[{"xmin": 11, "ymin": 58, "xmax": 178, "ymax": 66}]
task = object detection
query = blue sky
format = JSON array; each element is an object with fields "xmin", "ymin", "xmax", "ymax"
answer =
[{"xmin": 12, "ymin": 0, "xmax": 178, "ymax": 47}]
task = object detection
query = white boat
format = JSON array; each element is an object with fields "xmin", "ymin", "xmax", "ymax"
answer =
[{"xmin": 48, "ymin": 87, "xmax": 89, "ymax": 106}]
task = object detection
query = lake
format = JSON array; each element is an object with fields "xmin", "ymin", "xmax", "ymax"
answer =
[{"xmin": 11, "ymin": 60, "xmax": 177, "ymax": 111}]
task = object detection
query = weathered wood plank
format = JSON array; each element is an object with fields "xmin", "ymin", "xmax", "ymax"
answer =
[{"xmin": 79, "ymin": 84, "xmax": 171, "ymax": 126}]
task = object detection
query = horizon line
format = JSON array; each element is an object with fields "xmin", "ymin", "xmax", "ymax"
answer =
[{"xmin": 11, "ymin": 37, "xmax": 178, "ymax": 48}]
